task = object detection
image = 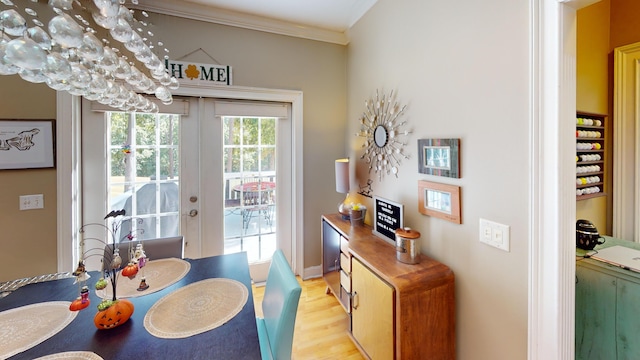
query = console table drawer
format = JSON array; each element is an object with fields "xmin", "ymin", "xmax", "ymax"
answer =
[
  {"xmin": 340, "ymin": 269, "xmax": 351, "ymax": 293},
  {"xmin": 340, "ymin": 253, "xmax": 351, "ymax": 273},
  {"xmin": 340, "ymin": 236, "xmax": 349, "ymax": 254}
]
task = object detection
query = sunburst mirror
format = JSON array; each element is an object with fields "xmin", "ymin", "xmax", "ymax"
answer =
[{"xmin": 356, "ymin": 89, "xmax": 411, "ymax": 181}]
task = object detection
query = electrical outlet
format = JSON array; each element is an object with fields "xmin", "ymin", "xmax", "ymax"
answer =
[
  {"xmin": 479, "ymin": 218, "xmax": 510, "ymax": 252},
  {"xmin": 19, "ymin": 194, "xmax": 44, "ymax": 210}
]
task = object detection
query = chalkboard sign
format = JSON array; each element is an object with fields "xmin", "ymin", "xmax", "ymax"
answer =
[{"xmin": 373, "ymin": 196, "xmax": 404, "ymax": 243}]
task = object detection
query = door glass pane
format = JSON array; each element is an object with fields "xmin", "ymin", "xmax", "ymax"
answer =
[
  {"xmin": 223, "ymin": 116, "xmax": 277, "ymax": 263},
  {"xmin": 107, "ymin": 112, "xmax": 180, "ymax": 242}
]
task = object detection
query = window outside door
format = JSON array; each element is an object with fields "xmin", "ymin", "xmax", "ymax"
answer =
[
  {"xmin": 107, "ymin": 112, "xmax": 180, "ymax": 242},
  {"xmin": 222, "ymin": 115, "xmax": 277, "ymax": 263}
]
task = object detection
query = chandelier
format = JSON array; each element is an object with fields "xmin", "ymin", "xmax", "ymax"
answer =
[{"xmin": 0, "ymin": 0, "xmax": 179, "ymax": 112}]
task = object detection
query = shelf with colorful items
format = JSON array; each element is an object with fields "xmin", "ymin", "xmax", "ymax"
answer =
[
  {"xmin": 576, "ymin": 112, "xmax": 606, "ymax": 200},
  {"xmin": 70, "ymin": 210, "xmax": 150, "ymax": 330}
]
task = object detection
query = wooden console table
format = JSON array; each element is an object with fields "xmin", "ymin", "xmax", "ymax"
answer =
[{"xmin": 321, "ymin": 214, "xmax": 455, "ymax": 359}]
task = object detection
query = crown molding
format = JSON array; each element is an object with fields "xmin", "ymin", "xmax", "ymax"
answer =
[{"xmin": 132, "ymin": 0, "xmax": 349, "ymax": 45}]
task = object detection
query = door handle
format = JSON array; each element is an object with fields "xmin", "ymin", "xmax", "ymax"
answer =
[
  {"xmin": 352, "ymin": 291, "xmax": 359, "ymax": 310},
  {"xmin": 189, "ymin": 209, "xmax": 198, "ymax": 217}
]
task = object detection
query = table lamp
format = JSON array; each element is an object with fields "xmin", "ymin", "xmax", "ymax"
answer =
[{"xmin": 335, "ymin": 158, "xmax": 350, "ymax": 219}]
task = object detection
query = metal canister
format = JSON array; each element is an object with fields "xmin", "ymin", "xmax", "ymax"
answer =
[
  {"xmin": 349, "ymin": 208, "xmax": 366, "ymax": 227},
  {"xmin": 395, "ymin": 227, "xmax": 421, "ymax": 264}
]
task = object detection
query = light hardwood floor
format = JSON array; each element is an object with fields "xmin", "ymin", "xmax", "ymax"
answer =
[{"xmin": 252, "ymin": 277, "xmax": 364, "ymax": 360}]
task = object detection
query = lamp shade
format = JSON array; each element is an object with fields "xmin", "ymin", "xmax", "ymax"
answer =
[{"xmin": 335, "ymin": 159, "xmax": 350, "ymax": 193}]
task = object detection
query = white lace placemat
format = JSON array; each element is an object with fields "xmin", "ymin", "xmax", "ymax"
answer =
[
  {"xmin": 0, "ymin": 301, "xmax": 77, "ymax": 360},
  {"xmin": 144, "ymin": 278, "xmax": 248, "ymax": 339},
  {"xmin": 34, "ymin": 351, "xmax": 104, "ymax": 360},
  {"xmin": 96, "ymin": 258, "xmax": 191, "ymax": 299}
]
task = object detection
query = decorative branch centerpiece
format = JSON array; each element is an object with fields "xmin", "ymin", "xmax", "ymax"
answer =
[{"xmin": 72, "ymin": 210, "xmax": 148, "ymax": 330}]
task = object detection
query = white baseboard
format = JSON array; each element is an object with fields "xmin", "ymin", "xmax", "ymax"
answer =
[{"xmin": 302, "ymin": 265, "xmax": 322, "ymax": 281}]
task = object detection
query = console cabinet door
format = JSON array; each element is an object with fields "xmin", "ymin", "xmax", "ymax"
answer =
[
  {"xmin": 322, "ymin": 219, "xmax": 341, "ymax": 274},
  {"xmin": 351, "ymin": 257, "xmax": 394, "ymax": 359},
  {"xmin": 616, "ymin": 278, "xmax": 640, "ymax": 358},
  {"xmin": 575, "ymin": 265, "xmax": 617, "ymax": 359},
  {"xmin": 322, "ymin": 219, "xmax": 342, "ymax": 299}
]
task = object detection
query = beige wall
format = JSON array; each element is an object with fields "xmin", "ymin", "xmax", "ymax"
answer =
[
  {"xmin": 0, "ymin": 76, "xmax": 57, "ymax": 282},
  {"xmin": 347, "ymin": 1, "xmax": 529, "ymax": 358}
]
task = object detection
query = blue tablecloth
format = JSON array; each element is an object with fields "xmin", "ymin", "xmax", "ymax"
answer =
[{"xmin": 0, "ymin": 252, "xmax": 261, "ymax": 360}]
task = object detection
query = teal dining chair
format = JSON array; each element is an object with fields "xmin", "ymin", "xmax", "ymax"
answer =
[{"xmin": 256, "ymin": 249, "xmax": 302, "ymax": 360}]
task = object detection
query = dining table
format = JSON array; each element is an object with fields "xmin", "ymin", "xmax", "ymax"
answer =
[{"xmin": 0, "ymin": 252, "xmax": 261, "ymax": 360}]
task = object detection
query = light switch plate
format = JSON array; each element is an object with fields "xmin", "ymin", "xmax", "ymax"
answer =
[
  {"xmin": 479, "ymin": 218, "xmax": 510, "ymax": 252},
  {"xmin": 19, "ymin": 194, "xmax": 44, "ymax": 210}
]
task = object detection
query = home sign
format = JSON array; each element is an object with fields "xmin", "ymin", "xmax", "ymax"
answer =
[{"xmin": 165, "ymin": 60, "xmax": 233, "ymax": 86}]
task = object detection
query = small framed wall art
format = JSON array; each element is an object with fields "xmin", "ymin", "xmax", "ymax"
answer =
[
  {"xmin": 418, "ymin": 180, "xmax": 461, "ymax": 224},
  {"xmin": 417, "ymin": 138, "xmax": 460, "ymax": 178},
  {"xmin": 0, "ymin": 119, "xmax": 55, "ymax": 170}
]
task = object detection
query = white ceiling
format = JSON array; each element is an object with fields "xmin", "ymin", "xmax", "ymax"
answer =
[
  {"xmin": 135, "ymin": 0, "xmax": 378, "ymax": 44},
  {"xmin": 174, "ymin": 0, "xmax": 377, "ymax": 32}
]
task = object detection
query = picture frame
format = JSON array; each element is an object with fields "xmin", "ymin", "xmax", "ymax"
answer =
[
  {"xmin": 0, "ymin": 119, "xmax": 55, "ymax": 170},
  {"xmin": 372, "ymin": 195, "xmax": 404, "ymax": 244},
  {"xmin": 418, "ymin": 180, "xmax": 462, "ymax": 224},
  {"xmin": 417, "ymin": 138, "xmax": 460, "ymax": 178}
]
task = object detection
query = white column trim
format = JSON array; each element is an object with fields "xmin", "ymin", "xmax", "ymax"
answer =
[
  {"xmin": 529, "ymin": 0, "xmax": 581, "ymax": 358},
  {"xmin": 56, "ymin": 92, "xmax": 81, "ymax": 273}
]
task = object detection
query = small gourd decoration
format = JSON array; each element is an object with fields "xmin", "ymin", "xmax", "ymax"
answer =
[{"xmin": 121, "ymin": 262, "xmax": 139, "ymax": 279}]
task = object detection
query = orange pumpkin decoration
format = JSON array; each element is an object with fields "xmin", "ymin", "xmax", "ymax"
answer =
[
  {"xmin": 121, "ymin": 263, "xmax": 139, "ymax": 279},
  {"xmin": 94, "ymin": 299, "xmax": 134, "ymax": 330}
]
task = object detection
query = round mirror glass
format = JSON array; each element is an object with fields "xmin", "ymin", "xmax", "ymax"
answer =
[{"xmin": 374, "ymin": 125, "xmax": 388, "ymax": 148}]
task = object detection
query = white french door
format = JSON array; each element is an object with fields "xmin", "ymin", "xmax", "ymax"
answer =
[
  {"xmin": 82, "ymin": 97, "xmax": 293, "ymax": 283},
  {"xmin": 181, "ymin": 98, "xmax": 292, "ymax": 282}
]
